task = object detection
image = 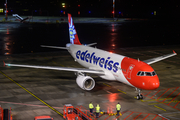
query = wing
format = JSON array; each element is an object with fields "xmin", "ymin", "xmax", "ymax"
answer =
[
  {"xmin": 5, "ymin": 63, "xmax": 104, "ymax": 75},
  {"xmin": 21, "ymin": 17, "xmax": 29, "ymax": 22},
  {"xmin": 41, "ymin": 45, "xmax": 69, "ymax": 50},
  {"xmin": 143, "ymin": 51, "xmax": 177, "ymax": 65}
]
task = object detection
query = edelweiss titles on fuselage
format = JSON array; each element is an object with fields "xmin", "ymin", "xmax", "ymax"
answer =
[{"xmin": 76, "ymin": 50, "xmax": 119, "ymax": 73}]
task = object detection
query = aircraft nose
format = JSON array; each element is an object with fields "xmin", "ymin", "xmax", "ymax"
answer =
[{"xmin": 149, "ymin": 78, "xmax": 160, "ymax": 90}]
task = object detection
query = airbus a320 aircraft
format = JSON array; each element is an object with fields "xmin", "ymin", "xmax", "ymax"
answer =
[{"xmin": 5, "ymin": 14, "xmax": 177, "ymax": 100}]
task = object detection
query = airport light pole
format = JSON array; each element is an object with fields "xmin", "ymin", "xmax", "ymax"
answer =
[
  {"xmin": 5, "ymin": 0, "xmax": 8, "ymax": 20},
  {"xmin": 113, "ymin": 0, "xmax": 115, "ymax": 18}
]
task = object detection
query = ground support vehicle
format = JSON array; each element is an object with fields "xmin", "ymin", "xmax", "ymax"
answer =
[
  {"xmin": 63, "ymin": 104, "xmax": 121, "ymax": 120},
  {"xmin": 0, "ymin": 105, "xmax": 12, "ymax": 120}
]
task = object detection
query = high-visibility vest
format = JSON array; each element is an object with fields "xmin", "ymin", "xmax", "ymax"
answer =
[
  {"xmin": 89, "ymin": 103, "xmax": 94, "ymax": 109},
  {"xmin": 116, "ymin": 104, "xmax": 121, "ymax": 111},
  {"xmin": 96, "ymin": 105, "xmax": 100, "ymax": 113}
]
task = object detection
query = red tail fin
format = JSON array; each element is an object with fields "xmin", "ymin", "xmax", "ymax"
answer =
[{"xmin": 68, "ymin": 14, "xmax": 81, "ymax": 45}]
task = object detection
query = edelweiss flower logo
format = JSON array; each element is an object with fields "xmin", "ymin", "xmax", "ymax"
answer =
[
  {"xmin": 129, "ymin": 66, "xmax": 133, "ymax": 70},
  {"xmin": 69, "ymin": 17, "xmax": 76, "ymax": 44}
]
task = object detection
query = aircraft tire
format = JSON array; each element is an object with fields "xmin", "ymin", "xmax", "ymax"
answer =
[
  {"xmin": 140, "ymin": 94, "xmax": 143, "ymax": 99},
  {"xmin": 136, "ymin": 95, "xmax": 140, "ymax": 100}
]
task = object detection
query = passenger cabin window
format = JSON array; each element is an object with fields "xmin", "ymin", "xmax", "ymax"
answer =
[{"xmin": 137, "ymin": 71, "xmax": 156, "ymax": 76}]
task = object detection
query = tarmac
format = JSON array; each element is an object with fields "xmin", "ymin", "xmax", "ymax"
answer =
[
  {"xmin": 0, "ymin": 15, "xmax": 130, "ymax": 23},
  {"xmin": 0, "ymin": 45, "xmax": 180, "ymax": 120}
]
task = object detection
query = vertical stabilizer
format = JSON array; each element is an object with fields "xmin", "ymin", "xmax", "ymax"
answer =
[{"xmin": 68, "ymin": 14, "xmax": 81, "ymax": 45}]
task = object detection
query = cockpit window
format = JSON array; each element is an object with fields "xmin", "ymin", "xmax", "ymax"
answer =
[
  {"xmin": 137, "ymin": 71, "xmax": 141, "ymax": 75},
  {"xmin": 137, "ymin": 71, "xmax": 156, "ymax": 76},
  {"xmin": 152, "ymin": 71, "xmax": 156, "ymax": 76},
  {"xmin": 145, "ymin": 72, "xmax": 152, "ymax": 76},
  {"xmin": 140, "ymin": 72, "xmax": 144, "ymax": 76}
]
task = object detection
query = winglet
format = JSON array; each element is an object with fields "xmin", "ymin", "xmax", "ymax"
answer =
[{"xmin": 173, "ymin": 50, "xmax": 177, "ymax": 55}]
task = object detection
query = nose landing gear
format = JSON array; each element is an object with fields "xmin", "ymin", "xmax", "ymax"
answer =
[{"xmin": 136, "ymin": 88, "xmax": 143, "ymax": 100}]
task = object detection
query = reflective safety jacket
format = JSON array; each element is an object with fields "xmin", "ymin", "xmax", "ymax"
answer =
[
  {"xmin": 89, "ymin": 103, "xmax": 94, "ymax": 109},
  {"xmin": 116, "ymin": 104, "xmax": 121, "ymax": 111},
  {"xmin": 96, "ymin": 104, "xmax": 100, "ymax": 113}
]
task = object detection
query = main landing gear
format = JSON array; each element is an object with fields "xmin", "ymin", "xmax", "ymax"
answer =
[{"xmin": 136, "ymin": 88, "xmax": 143, "ymax": 100}]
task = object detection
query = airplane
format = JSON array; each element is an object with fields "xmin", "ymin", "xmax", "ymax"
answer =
[
  {"xmin": 12, "ymin": 14, "xmax": 32, "ymax": 23},
  {"xmin": 5, "ymin": 14, "xmax": 177, "ymax": 100}
]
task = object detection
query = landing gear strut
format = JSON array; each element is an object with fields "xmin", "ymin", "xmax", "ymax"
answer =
[{"xmin": 136, "ymin": 88, "xmax": 143, "ymax": 100}]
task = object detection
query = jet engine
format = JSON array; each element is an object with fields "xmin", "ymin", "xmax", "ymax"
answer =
[{"xmin": 76, "ymin": 75, "xmax": 95, "ymax": 90}]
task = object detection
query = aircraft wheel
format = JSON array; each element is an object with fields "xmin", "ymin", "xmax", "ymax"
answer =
[
  {"xmin": 136, "ymin": 95, "xmax": 140, "ymax": 100},
  {"xmin": 140, "ymin": 94, "xmax": 143, "ymax": 99}
]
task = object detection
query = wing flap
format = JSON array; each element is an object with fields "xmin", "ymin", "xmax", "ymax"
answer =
[
  {"xmin": 5, "ymin": 63, "xmax": 104, "ymax": 75},
  {"xmin": 143, "ymin": 51, "xmax": 177, "ymax": 65}
]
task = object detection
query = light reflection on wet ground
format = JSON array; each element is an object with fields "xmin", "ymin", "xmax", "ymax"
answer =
[
  {"xmin": 109, "ymin": 23, "xmax": 120, "ymax": 52},
  {"xmin": 0, "ymin": 20, "xmax": 180, "ymax": 56}
]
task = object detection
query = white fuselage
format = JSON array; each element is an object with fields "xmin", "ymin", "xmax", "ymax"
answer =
[{"xmin": 68, "ymin": 44, "xmax": 133, "ymax": 87}]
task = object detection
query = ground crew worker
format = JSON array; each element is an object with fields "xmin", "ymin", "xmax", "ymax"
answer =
[
  {"xmin": 89, "ymin": 102, "xmax": 94, "ymax": 115},
  {"xmin": 116, "ymin": 102, "xmax": 121, "ymax": 116},
  {"xmin": 96, "ymin": 104, "xmax": 100, "ymax": 118}
]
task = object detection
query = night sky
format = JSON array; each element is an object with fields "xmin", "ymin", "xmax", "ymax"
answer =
[{"xmin": 0, "ymin": 0, "xmax": 180, "ymax": 18}]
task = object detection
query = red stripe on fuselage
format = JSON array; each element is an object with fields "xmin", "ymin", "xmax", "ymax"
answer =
[{"xmin": 121, "ymin": 57, "xmax": 160, "ymax": 90}]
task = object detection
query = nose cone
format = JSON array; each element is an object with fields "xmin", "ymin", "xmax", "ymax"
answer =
[{"xmin": 149, "ymin": 78, "xmax": 160, "ymax": 90}]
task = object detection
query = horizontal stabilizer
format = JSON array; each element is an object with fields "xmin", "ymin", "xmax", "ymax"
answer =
[
  {"xmin": 41, "ymin": 45, "xmax": 68, "ymax": 50},
  {"xmin": 86, "ymin": 43, "xmax": 97, "ymax": 46}
]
